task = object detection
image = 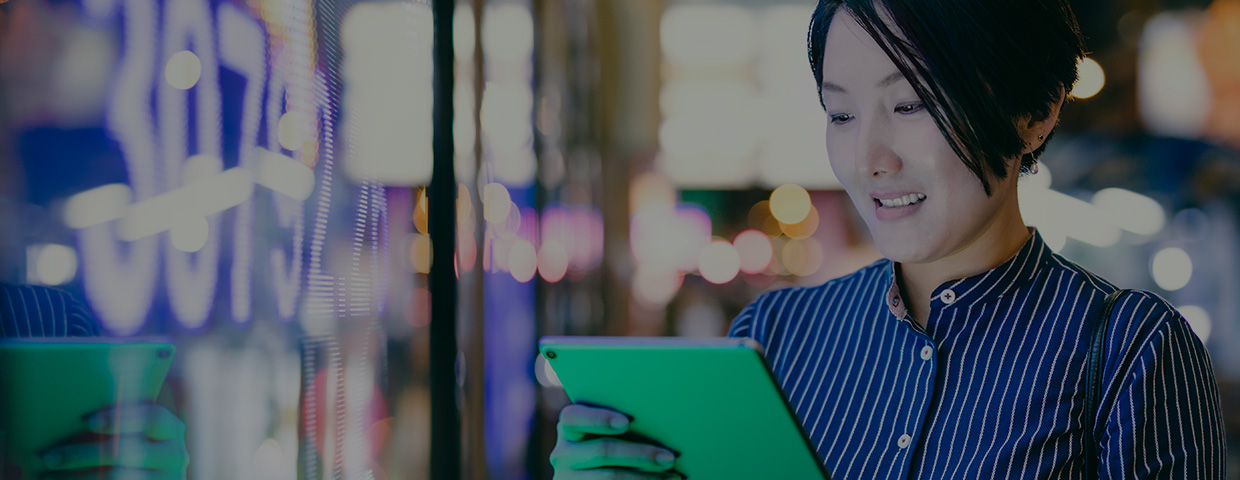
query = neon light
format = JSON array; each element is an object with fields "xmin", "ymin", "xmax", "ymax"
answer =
[
  {"xmin": 78, "ymin": 0, "xmax": 160, "ymax": 335},
  {"xmin": 220, "ymin": 2, "xmax": 266, "ymax": 323}
]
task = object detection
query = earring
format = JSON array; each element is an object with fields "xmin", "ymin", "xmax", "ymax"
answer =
[
  {"xmin": 1038, "ymin": 134, "xmax": 1045, "ymax": 140},
  {"xmin": 1030, "ymin": 162, "xmax": 1040, "ymax": 175}
]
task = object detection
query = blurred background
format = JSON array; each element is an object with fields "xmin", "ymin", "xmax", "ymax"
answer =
[{"xmin": 1, "ymin": 0, "xmax": 1239, "ymax": 478}]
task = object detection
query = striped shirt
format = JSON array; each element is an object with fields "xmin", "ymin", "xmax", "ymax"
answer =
[
  {"xmin": 729, "ymin": 231, "xmax": 1225, "ymax": 479},
  {"xmin": 0, "ymin": 283, "xmax": 100, "ymax": 338}
]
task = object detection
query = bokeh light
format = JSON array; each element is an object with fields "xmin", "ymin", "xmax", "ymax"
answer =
[
  {"xmin": 1091, "ymin": 188, "xmax": 1165, "ymax": 236},
  {"xmin": 164, "ymin": 50, "xmax": 202, "ymax": 90},
  {"xmin": 1151, "ymin": 247, "xmax": 1192, "ymax": 291},
  {"xmin": 278, "ymin": 111, "xmax": 308, "ymax": 151},
  {"xmin": 630, "ymin": 204, "xmax": 712, "ymax": 271},
  {"xmin": 779, "ymin": 205, "xmax": 819, "ymax": 239},
  {"xmin": 782, "ymin": 237, "xmax": 823, "ymax": 277},
  {"xmin": 698, "ymin": 240, "xmax": 741, "ymax": 284},
  {"xmin": 457, "ymin": 233, "xmax": 477, "ymax": 273},
  {"xmin": 33, "ymin": 244, "xmax": 78, "ymax": 286},
  {"xmin": 1179, "ymin": 305, "xmax": 1212, "ymax": 343},
  {"xmin": 538, "ymin": 240, "xmax": 569, "ymax": 283},
  {"xmin": 733, "ymin": 230, "xmax": 774, "ymax": 275},
  {"xmin": 414, "ymin": 189, "xmax": 429, "ymax": 234},
  {"xmin": 410, "ymin": 234, "xmax": 432, "ymax": 274},
  {"xmin": 483, "ymin": 183, "xmax": 512, "ymax": 223},
  {"xmin": 769, "ymin": 184, "xmax": 811, "ymax": 224},
  {"xmin": 481, "ymin": 4, "xmax": 534, "ymax": 63},
  {"xmin": 661, "ymin": 5, "xmax": 757, "ymax": 66},
  {"xmin": 508, "ymin": 239, "xmax": 538, "ymax": 283},
  {"xmin": 1071, "ymin": 57, "xmax": 1105, "ymax": 99},
  {"xmin": 629, "ymin": 173, "xmax": 678, "ymax": 213},
  {"xmin": 748, "ymin": 200, "xmax": 784, "ymax": 236},
  {"xmin": 632, "ymin": 266, "xmax": 684, "ymax": 308}
]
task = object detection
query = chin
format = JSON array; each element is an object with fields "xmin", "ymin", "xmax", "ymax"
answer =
[{"xmin": 871, "ymin": 233, "xmax": 937, "ymax": 265}]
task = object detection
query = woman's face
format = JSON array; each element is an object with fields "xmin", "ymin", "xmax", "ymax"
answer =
[{"xmin": 820, "ymin": 11, "xmax": 1024, "ymax": 265}]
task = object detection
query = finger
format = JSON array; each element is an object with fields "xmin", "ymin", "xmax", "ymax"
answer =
[
  {"xmin": 43, "ymin": 436, "xmax": 185, "ymax": 471},
  {"xmin": 88, "ymin": 405, "xmax": 185, "ymax": 441},
  {"xmin": 41, "ymin": 466, "xmax": 156, "ymax": 480},
  {"xmin": 557, "ymin": 404, "xmax": 630, "ymax": 441},
  {"xmin": 557, "ymin": 438, "xmax": 676, "ymax": 472},
  {"xmin": 555, "ymin": 469, "xmax": 682, "ymax": 480}
]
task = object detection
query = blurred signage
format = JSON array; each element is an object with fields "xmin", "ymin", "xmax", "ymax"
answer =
[{"xmin": 64, "ymin": 0, "xmax": 365, "ymax": 334}]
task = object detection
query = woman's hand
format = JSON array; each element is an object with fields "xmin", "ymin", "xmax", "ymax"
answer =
[
  {"xmin": 40, "ymin": 403, "xmax": 188, "ymax": 480},
  {"xmin": 550, "ymin": 404, "xmax": 681, "ymax": 479}
]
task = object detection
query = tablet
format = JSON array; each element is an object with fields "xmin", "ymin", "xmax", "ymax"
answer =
[
  {"xmin": 539, "ymin": 336, "xmax": 830, "ymax": 479},
  {"xmin": 0, "ymin": 338, "xmax": 176, "ymax": 477}
]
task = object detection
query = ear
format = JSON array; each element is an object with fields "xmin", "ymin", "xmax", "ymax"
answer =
[{"xmin": 1017, "ymin": 86, "xmax": 1067, "ymax": 155}]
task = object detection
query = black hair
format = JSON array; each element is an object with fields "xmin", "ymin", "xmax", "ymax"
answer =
[{"xmin": 808, "ymin": 0, "xmax": 1086, "ymax": 195}]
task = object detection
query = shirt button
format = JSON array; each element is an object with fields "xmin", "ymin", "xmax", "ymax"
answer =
[
  {"xmin": 920, "ymin": 345, "xmax": 934, "ymax": 361},
  {"xmin": 939, "ymin": 289, "xmax": 957, "ymax": 304},
  {"xmin": 897, "ymin": 434, "xmax": 912, "ymax": 449}
]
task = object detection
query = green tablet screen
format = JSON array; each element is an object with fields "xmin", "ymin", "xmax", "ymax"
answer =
[{"xmin": 539, "ymin": 336, "xmax": 830, "ymax": 479}]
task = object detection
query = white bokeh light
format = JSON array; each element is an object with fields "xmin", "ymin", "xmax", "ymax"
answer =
[
  {"xmin": 1178, "ymin": 305, "xmax": 1212, "ymax": 343},
  {"xmin": 698, "ymin": 240, "xmax": 741, "ymax": 285},
  {"xmin": 1151, "ymin": 247, "xmax": 1192, "ymax": 291},
  {"xmin": 1071, "ymin": 57, "xmax": 1105, "ymax": 99},
  {"xmin": 164, "ymin": 50, "xmax": 202, "ymax": 90},
  {"xmin": 32, "ymin": 244, "xmax": 79, "ymax": 286},
  {"xmin": 1092, "ymin": 188, "xmax": 1165, "ymax": 236}
]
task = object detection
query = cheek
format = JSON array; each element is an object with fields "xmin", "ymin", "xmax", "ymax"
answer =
[{"xmin": 825, "ymin": 135, "xmax": 856, "ymax": 181}]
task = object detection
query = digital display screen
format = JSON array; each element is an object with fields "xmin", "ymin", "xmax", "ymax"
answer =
[{"xmin": 1, "ymin": 0, "xmax": 428, "ymax": 477}]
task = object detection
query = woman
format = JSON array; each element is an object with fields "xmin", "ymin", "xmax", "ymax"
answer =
[{"xmin": 551, "ymin": 0, "xmax": 1226, "ymax": 478}]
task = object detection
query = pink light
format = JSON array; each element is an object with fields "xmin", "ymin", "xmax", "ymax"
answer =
[
  {"xmin": 733, "ymin": 229, "xmax": 773, "ymax": 274},
  {"xmin": 541, "ymin": 204, "xmax": 605, "ymax": 272}
]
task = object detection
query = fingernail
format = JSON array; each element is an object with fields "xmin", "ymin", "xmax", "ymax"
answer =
[
  {"xmin": 656, "ymin": 451, "xmax": 675, "ymax": 467},
  {"xmin": 609, "ymin": 416, "xmax": 629, "ymax": 431},
  {"xmin": 43, "ymin": 451, "xmax": 62, "ymax": 468}
]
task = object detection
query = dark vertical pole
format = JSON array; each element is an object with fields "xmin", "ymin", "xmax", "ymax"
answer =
[{"xmin": 429, "ymin": 0, "xmax": 459, "ymax": 479}]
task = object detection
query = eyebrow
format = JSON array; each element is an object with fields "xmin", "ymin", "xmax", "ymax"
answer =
[{"xmin": 821, "ymin": 71, "xmax": 907, "ymax": 93}]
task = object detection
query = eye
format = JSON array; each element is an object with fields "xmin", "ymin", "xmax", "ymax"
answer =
[
  {"xmin": 829, "ymin": 113, "xmax": 854, "ymax": 125},
  {"xmin": 894, "ymin": 102, "xmax": 925, "ymax": 115}
]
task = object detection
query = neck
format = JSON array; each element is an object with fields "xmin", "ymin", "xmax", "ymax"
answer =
[{"xmin": 898, "ymin": 213, "xmax": 1032, "ymax": 327}]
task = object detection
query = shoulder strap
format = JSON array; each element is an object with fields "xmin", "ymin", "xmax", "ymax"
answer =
[{"xmin": 1084, "ymin": 288, "xmax": 1129, "ymax": 476}]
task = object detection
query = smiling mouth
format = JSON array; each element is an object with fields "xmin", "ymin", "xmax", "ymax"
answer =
[{"xmin": 875, "ymin": 193, "xmax": 927, "ymax": 208}]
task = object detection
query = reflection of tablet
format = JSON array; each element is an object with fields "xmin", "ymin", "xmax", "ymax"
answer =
[
  {"xmin": 0, "ymin": 338, "xmax": 176, "ymax": 476},
  {"xmin": 539, "ymin": 336, "xmax": 830, "ymax": 479}
]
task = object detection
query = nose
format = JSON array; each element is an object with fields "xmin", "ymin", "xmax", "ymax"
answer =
[{"xmin": 857, "ymin": 109, "xmax": 901, "ymax": 178}]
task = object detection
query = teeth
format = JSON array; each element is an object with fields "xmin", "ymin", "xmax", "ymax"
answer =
[{"xmin": 878, "ymin": 193, "xmax": 926, "ymax": 208}]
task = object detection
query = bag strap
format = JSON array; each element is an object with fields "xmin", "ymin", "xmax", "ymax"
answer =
[{"xmin": 1084, "ymin": 288, "xmax": 1129, "ymax": 476}]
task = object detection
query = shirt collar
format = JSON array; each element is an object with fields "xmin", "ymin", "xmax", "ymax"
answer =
[{"xmin": 884, "ymin": 229, "xmax": 1052, "ymax": 319}]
